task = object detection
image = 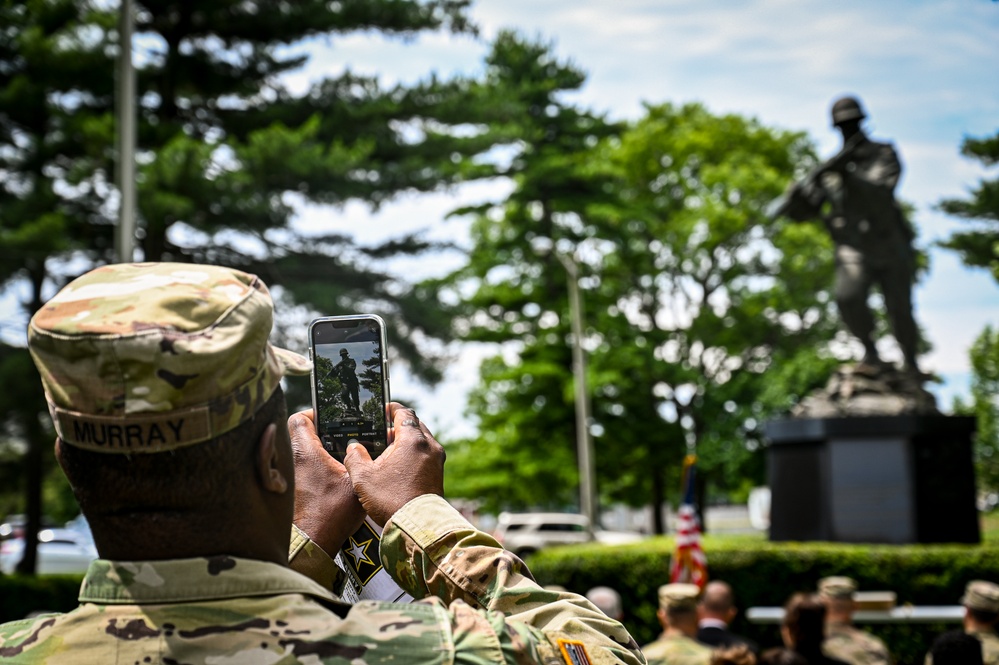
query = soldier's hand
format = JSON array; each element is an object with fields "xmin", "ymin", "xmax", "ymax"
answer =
[
  {"xmin": 289, "ymin": 409, "xmax": 367, "ymax": 554},
  {"xmin": 343, "ymin": 403, "xmax": 445, "ymax": 526}
]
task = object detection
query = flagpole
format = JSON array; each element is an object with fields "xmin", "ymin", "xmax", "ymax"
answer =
[{"xmin": 557, "ymin": 252, "xmax": 598, "ymax": 529}]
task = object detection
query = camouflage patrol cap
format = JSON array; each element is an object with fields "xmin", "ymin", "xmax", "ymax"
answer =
[
  {"xmin": 818, "ymin": 576, "xmax": 858, "ymax": 600},
  {"xmin": 961, "ymin": 580, "xmax": 999, "ymax": 612},
  {"xmin": 28, "ymin": 262, "xmax": 311, "ymax": 453},
  {"xmin": 658, "ymin": 583, "xmax": 701, "ymax": 612}
]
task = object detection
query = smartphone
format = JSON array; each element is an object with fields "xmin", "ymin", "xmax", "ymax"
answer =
[{"xmin": 308, "ymin": 315, "xmax": 391, "ymax": 462}]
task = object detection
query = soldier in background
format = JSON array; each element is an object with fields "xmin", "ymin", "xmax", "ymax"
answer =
[
  {"xmin": 587, "ymin": 586, "xmax": 625, "ymax": 620},
  {"xmin": 770, "ymin": 95, "xmax": 921, "ymax": 375},
  {"xmin": 817, "ymin": 576, "xmax": 891, "ymax": 665},
  {"xmin": 643, "ymin": 583, "xmax": 713, "ymax": 665},
  {"xmin": 926, "ymin": 580, "xmax": 999, "ymax": 665},
  {"xmin": 0, "ymin": 262, "xmax": 644, "ymax": 665}
]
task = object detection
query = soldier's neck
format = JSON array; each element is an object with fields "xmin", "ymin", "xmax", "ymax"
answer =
[{"xmin": 88, "ymin": 508, "xmax": 291, "ymax": 565}]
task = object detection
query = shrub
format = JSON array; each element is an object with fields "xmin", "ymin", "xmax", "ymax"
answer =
[
  {"xmin": 0, "ymin": 573, "xmax": 82, "ymax": 622},
  {"xmin": 527, "ymin": 536, "xmax": 999, "ymax": 665}
]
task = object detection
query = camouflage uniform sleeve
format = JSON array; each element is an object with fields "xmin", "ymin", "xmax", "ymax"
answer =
[
  {"xmin": 381, "ymin": 494, "xmax": 645, "ymax": 665},
  {"xmin": 288, "ymin": 524, "xmax": 348, "ymax": 597}
]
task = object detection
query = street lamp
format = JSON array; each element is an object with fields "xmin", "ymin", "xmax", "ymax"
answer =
[{"xmin": 533, "ymin": 238, "xmax": 598, "ymax": 527}]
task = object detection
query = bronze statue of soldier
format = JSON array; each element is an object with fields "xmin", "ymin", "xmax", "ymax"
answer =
[
  {"xmin": 771, "ymin": 95, "xmax": 922, "ymax": 376},
  {"xmin": 334, "ymin": 347, "xmax": 361, "ymax": 412}
]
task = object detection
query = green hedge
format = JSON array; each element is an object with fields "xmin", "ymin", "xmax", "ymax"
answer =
[
  {"xmin": 526, "ymin": 536, "xmax": 999, "ymax": 665},
  {"xmin": 4, "ymin": 539, "xmax": 998, "ymax": 665},
  {"xmin": 0, "ymin": 573, "xmax": 82, "ymax": 622}
]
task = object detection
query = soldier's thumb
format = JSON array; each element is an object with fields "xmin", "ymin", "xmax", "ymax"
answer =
[{"xmin": 343, "ymin": 442, "xmax": 373, "ymax": 482}]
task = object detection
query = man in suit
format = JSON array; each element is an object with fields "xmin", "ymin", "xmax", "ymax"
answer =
[{"xmin": 696, "ymin": 580, "xmax": 758, "ymax": 655}]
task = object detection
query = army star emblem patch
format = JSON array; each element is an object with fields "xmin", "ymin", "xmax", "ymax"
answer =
[{"xmin": 343, "ymin": 522, "xmax": 383, "ymax": 584}]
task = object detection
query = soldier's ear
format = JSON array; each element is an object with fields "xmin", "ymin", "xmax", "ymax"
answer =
[
  {"xmin": 54, "ymin": 438, "xmax": 68, "ymax": 475},
  {"xmin": 256, "ymin": 424, "xmax": 289, "ymax": 495}
]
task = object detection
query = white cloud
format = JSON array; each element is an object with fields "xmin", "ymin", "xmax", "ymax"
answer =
[{"xmin": 364, "ymin": 0, "xmax": 998, "ymax": 430}]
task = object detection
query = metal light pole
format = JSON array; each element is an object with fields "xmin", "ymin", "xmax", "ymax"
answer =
[
  {"xmin": 115, "ymin": 0, "xmax": 136, "ymax": 263},
  {"xmin": 554, "ymin": 252, "xmax": 599, "ymax": 528}
]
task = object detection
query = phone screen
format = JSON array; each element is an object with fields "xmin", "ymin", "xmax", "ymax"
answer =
[{"xmin": 309, "ymin": 316, "xmax": 390, "ymax": 462}]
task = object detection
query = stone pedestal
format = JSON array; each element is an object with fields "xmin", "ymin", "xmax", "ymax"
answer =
[{"xmin": 765, "ymin": 415, "xmax": 979, "ymax": 544}]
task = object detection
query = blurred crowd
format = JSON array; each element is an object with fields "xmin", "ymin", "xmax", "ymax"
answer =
[{"xmin": 582, "ymin": 576, "xmax": 999, "ymax": 665}]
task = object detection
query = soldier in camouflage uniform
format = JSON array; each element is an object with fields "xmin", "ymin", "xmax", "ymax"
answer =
[
  {"xmin": 0, "ymin": 262, "xmax": 645, "ymax": 665},
  {"xmin": 818, "ymin": 577, "xmax": 892, "ymax": 665},
  {"xmin": 925, "ymin": 580, "xmax": 999, "ymax": 665},
  {"xmin": 642, "ymin": 583, "xmax": 713, "ymax": 665}
]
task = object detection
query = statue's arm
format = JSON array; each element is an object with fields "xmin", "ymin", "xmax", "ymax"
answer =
[{"xmin": 861, "ymin": 142, "xmax": 902, "ymax": 192}]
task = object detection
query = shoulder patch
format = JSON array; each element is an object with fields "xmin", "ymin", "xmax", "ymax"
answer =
[{"xmin": 558, "ymin": 639, "xmax": 592, "ymax": 665}]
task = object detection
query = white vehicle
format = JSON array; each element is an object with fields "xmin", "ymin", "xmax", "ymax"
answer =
[
  {"xmin": 493, "ymin": 512, "xmax": 643, "ymax": 557},
  {"xmin": 0, "ymin": 526, "xmax": 98, "ymax": 576}
]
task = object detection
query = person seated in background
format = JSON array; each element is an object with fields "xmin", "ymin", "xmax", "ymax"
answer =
[
  {"xmin": 587, "ymin": 586, "xmax": 625, "ymax": 621},
  {"xmin": 0, "ymin": 262, "xmax": 645, "ymax": 665},
  {"xmin": 926, "ymin": 580, "xmax": 999, "ymax": 665},
  {"xmin": 697, "ymin": 580, "xmax": 759, "ymax": 655},
  {"xmin": 781, "ymin": 593, "xmax": 850, "ymax": 665},
  {"xmin": 758, "ymin": 649, "xmax": 808, "ymax": 665},
  {"xmin": 711, "ymin": 644, "xmax": 757, "ymax": 665},
  {"xmin": 927, "ymin": 631, "xmax": 984, "ymax": 665},
  {"xmin": 817, "ymin": 576, "xmax": 891, "ymax": 665},
  {"xmin": 643, "ymin": 583, "xmax": 713, "ymax": 665}
]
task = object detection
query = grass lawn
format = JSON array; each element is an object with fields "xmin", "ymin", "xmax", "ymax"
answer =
[{"xmin": 980, "ymin": 510, "xmax": 999, "ymax": 544}]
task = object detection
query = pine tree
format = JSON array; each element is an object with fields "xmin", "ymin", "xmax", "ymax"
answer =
[{"xmin": 0, "ymin": 0, "xmax": 498, "ymax": 572}]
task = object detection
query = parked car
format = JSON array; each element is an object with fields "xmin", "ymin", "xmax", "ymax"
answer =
[
  {"xmin": 493, "ymin": 512, "xmax": 643, "ymax": 557},
  {"xmin": 0, "ymin": 514, "xmax": 57, "ymax": 541},
  {"xmin": 0, "ymin": 521, "xmax": 98, "ymax": 575}
]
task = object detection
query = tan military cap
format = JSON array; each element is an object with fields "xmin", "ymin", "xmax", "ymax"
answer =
[
  {"xmin": 658, "ymin": 583, "xmax": 701, "ymax": 611},
  {"xmin": 961, "ymin": 580, "xmax": 999, "ymax": 612},
  {"xmin": 818, "ymin": 576, "xmax": 858, "ymax": 600},
  {"xmin": 28, "ymin": 263, "xmax": 311, "ymax": 453}
]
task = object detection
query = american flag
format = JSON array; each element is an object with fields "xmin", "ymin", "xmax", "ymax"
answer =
[{"xmin": 669, "ymin": 454, "xmax": 708, "ymax": 588}]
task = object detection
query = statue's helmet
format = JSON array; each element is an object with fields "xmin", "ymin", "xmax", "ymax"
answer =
[
  {"xmin": 830, "ymin": 96, "xmax": 866, "ymax": 126},
  {"xmin": 340, "ymin": 348, "xmax": 349, "ymax": 356}
]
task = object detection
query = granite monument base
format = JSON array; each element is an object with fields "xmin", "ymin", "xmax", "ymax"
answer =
[{"xmin": 765, "ymin": 415, "xmax": 979, "ymax": 544}]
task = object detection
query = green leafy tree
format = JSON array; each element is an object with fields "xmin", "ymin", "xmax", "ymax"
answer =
[
  {"xmin": 443, "ymin": 100, "xmax": 841, "ymax": 531},
  {"xmin": 954, "ymin": 327, "xmax": 999, "ymax": 493},
  {"xmin": 940, "ymin": 129, "xmax": 999, "ymax": 492},
  {"xmin": 436, "ymin": 33, "xmax": 622, "ymax": 513},
  {"xmin": 585, "ymin": 103, "xmax": 838, "ymax": 525},
  {"xmin": 313, "ymin": 354, "xmax": 343, "ymax": 428},
  {"xmin": 358, "ymin": 349, "xmax": 386, "ymax": 428}
]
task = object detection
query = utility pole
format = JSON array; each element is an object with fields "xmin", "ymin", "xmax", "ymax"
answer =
[
  {"xmin": 115, "ymin": 0, "xmax": 136, "ymax": 263},
  {"xmin": 555, "ymin": 252, "xmax": 598, "ymax": 528}
]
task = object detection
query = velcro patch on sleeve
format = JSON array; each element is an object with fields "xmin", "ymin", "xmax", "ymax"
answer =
[{"xmin": 558, "ymin": 639, "xmax": 592, "ymax": 665}]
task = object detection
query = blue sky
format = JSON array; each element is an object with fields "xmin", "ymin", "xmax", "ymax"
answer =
[
  {"xmin": 3, "ymin": 1, "xmax": 996, "ymax": 440},
  {"xmin": 284, "ymin": 0, "xmax": 999, "ymax": 437}
]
